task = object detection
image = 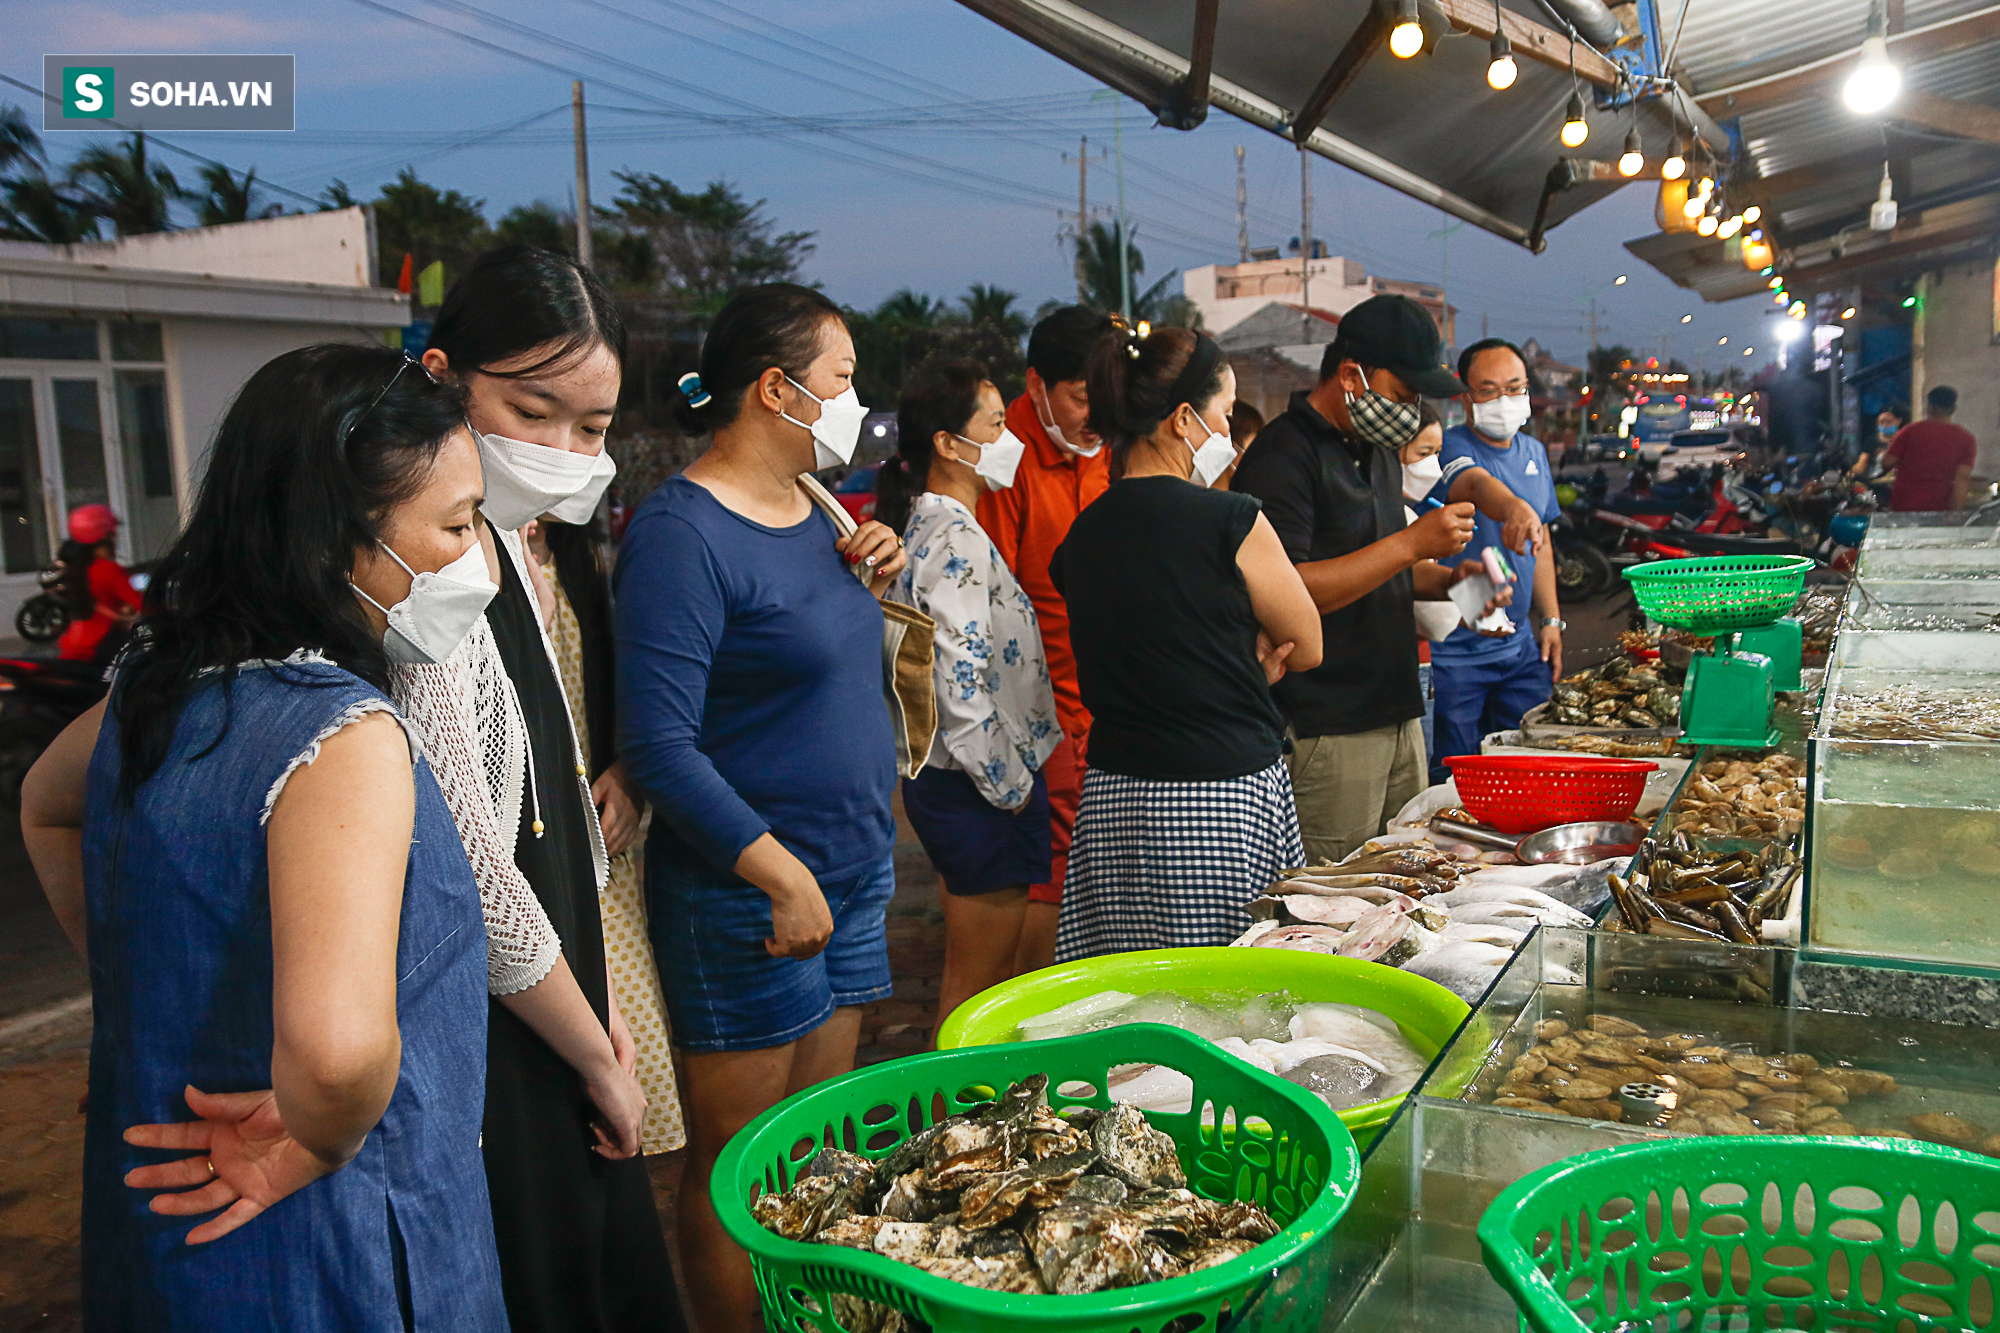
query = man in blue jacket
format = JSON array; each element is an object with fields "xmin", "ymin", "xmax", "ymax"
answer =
[{"xmin": 1426, "ymin": 338, "xmax": 1565, "ymax": 776}]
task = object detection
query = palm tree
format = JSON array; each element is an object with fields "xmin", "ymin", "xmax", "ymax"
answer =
[
  {"xmin": 187, "ymin": 163, "xmax": 282, "ymax": 226},
  {"xmin": 876, "ymin": 289, "xmax": 947, "ymax": 328},
  {"xmin": 69, "ymin": 134, "xmax": 178, "ymax": 236},
  {"xmin": 1077, "ymin": 219, "xmax": 1176, "ymax": 321},
  {"xmin": 961, "ymin": 283, "xmax": 1026, "ymax": 338},
  {"xmin": 1, "ymin": 104, "xmax": 42, "ymax": 177},
  {"xmin": 1, "ymin": 175, "xmax": 99, "ymax": 243}
]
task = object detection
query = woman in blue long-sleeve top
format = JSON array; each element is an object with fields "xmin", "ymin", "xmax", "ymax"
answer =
[{"xmin": 612, "ymin": 282, "xmax": 908, "ymax": 1332}]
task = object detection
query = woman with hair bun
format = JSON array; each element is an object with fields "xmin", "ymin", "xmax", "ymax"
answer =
[
  {"xmin": 876, "ymin": 358, "xmax": 1059, "ymax": 1045},
  {"xmin": 614, "ymin": 281, "xmax": 906, "ymax": 1331},
  {"xmin": 1049, "ymin": 325, "xmax": 1323, "ymax": 961}
]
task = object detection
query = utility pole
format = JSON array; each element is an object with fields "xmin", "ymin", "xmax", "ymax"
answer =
[
  {"xmin": 1299, "ymin": 147, "xmax": 1313, "ymax": 344},
  {"xmin": 1059, "ymin": 136, "xmax": 1092, "ymax": 304},
  {"xmin": 1586, "ymin": 299, "xmax": 1600, "ymax": 433},
  {"xmin": 1235, "ymin": 145, "xmax": 1249, "ymax": 263},
  {"xmin": 1114, "ymin": 100, "xmax": 1130, "ymax": 322},
  {"xmin": 1482, "ymin": 313, "xmax": 1489, "ymax": 340},
  {"xmin": 1077, "ymin": 137, "xmax": 1089, "ymax": 303},
  {"xmin": 572, "ymin": 81, "xmax": 593, "ymax": 270}
]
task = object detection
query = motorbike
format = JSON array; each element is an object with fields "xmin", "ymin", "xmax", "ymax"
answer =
[
  {"xmin": 0, "ymin": 657, "xmax": 108, "ymax": 806},
  {"xmin": 14, "ymin": 567, "xmax": 76, "ymax": 644},
  {"xmin": 1549, "ymin": 505, "xmax": 1613, "ymax": 600}
]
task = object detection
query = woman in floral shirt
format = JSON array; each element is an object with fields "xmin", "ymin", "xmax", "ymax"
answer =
[{"xmin": 877, "ymin": 359, "xmax": 1061, "ymax": 1041}]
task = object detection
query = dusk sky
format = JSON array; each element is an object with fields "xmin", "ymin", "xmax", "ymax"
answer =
[{"xmin": 13, "ymin": 0, "xmax": 1794, "ymax": 371}]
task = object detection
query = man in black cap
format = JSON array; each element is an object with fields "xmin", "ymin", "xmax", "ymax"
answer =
[{"xmin": 1232, "ymin": 294, "xmax": 1506, "ymax": 862}]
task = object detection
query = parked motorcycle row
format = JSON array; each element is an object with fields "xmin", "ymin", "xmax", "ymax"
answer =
[{"xmin": 1550, "ymin": 452, "xmax": 1884, "ymax": 627}]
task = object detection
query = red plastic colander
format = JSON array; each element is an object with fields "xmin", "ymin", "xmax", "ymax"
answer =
[{"xmin": 1442, "ymin": 755, "xmax": 1659, "ymax": 835}]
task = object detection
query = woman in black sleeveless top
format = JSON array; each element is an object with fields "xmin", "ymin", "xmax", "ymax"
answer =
[{"xmin": 1049, "ymin": 326, "xmax": 1322, "ymax": 960}]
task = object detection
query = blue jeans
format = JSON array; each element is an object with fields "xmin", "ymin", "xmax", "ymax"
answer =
[
  {"xmin": 1432, "ymin": 642, "xmax": 1554, "ymax": 781},
  {"xmin": 1418, "ymin": 661, "xmax": 1435, "ymax": 778}
]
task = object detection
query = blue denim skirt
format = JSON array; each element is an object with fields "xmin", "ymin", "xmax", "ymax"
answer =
[{"xmin": 647, "ymin": 855, "xmax": 896, "ymax": 1053}]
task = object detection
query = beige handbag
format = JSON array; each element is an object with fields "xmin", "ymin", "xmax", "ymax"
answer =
[{"xmin": 798, "ymin": 474, "xmax": 938, "ymax": 780}]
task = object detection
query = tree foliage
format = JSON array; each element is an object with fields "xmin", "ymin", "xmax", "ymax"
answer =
[
  {"xmin": 370, "ymin": 167, "xmax": 489, "ymax": 290},
  {"xmin": 187, "ymin": 163, "xmax": 283, "ymax": 227},
  {"xmin": 594, "ymin": 172, "xmax": 814, "ymax": 309},
  {"xmin": 0, "ymin": 105, "xmax": 100, "ymax": 243},
  {"xmin": 849, "ymin": 285, "xmax": 1029, "ymax": 409},
  {"xmin": 68, "ymin": 134, "xmax": 178, "ymax": 237}
]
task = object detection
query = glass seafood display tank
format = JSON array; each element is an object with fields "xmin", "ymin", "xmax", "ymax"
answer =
[
  {"xmin": 1854, "ymin": 542, "xmax": 2000, "ymax": 579},
  {"xmin": 1808, "ymin": 631, "xmax": 2000, "ymax": 969},
  {"xmin": 1323, "ymin": 928, "xmax": 2000, "ymax": 1332},
  {"xmin": 1841, "ymin": 578, "xmax": 2000, "ymax": 633},
  {"xmin": 1861, "ymin": 512, "xmax": 2000, "ymax": 548}
]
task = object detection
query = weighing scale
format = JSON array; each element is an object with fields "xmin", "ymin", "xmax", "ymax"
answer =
[{"xmin": 1623, "ymin": 555, "xmax": 1815, "ymax": 748}]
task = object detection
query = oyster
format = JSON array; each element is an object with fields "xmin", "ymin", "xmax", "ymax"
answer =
[
  {"xmin": 912, "ymin": 1252, "xmax": 1047, "ymax": 1294},
  {"xmin": 1909, "ymin": 1112, "xmax": 1985, "ymax": 1146},
  {"xmin": 926, "ymin": 1120, "xmax": 1013, "ymax": 1190},
  {"xmin": 1024, "ymin": 1203, "xmax": 1168, "ymax": 1294},
  {"xmin": 1180, "ymin": 1238, "xmax": 1261, "ymax": 1272},
  {"xmin": 800, "ymin": 1147, "xmax": 874, "ymax": 1190},
  {"xmin": 751, "ymin": 1172, "xmax": 855, "ymax": 1240},
  {"xmin": 1064, "ymin": 1174, "xmax": 1129, "ymax": 1208},
  {"xmin": 1091, "ymin": 1104, "xmax": 1186, "ymax": 1190},
  {"xmin": 957, "ymin": 1151, "xmax": 1094, "ymax": 1229},
  {"xmin": 879, "ymin": 1169, "xmax": 961, "ymax": 1223}
]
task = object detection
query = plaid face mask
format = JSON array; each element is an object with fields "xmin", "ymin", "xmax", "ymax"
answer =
[{"xmin": 1345, "ymin": 387, "xmax": 1422, "ymax": 452}]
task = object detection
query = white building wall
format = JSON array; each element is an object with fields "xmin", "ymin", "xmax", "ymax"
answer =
[
  {"xmin": 0, "ymin": 208, "xmax": 376, "ymax": 289},
  {"xmin": 168, "ymin": 317, "xmax": 390, "ymax": 492},
  {"xmin": 1912, "ymin": 258, "xmax": 2000, "ymax": 482}
]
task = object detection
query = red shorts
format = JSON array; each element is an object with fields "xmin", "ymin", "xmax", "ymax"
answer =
[{"xmin": 1029, "ymin": 730, "xmax": 1088, "ymax": 904}]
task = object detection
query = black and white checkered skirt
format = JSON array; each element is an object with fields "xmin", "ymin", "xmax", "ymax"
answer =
[{"xmin": 1053, "ymin": 760, "xmax": 1303, "ymax": 963}]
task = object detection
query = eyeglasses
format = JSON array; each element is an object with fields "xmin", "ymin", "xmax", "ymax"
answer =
[
  {"xmin": 1467, "ymin": 381, "xmax": 1531, "ymax": 403},
  {"xmin": 344, "ymin": 354, "xmax": 438, "ymax": 443}
]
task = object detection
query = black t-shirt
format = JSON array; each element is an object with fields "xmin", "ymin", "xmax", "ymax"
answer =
[
  {"xmin": 1229, "ymin": 390, "xmax": 1422, "ymax": 738},
  {"xmin": 1049, "ymin": 475, "xmax": 1285, "ymax": 781}
]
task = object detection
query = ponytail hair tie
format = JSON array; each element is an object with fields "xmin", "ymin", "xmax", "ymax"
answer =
[
  {"xmin": 1124, "ymin": 319, "xmax": 1152, "ymax": 359},
  {"xmin": 677, "ymin": 372, "xmax": 712, "ymax": 408}
]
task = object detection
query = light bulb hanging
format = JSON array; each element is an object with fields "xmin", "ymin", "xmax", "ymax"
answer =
[
  {"xmin": 1618, "ymin": 128, "xmax": 1644, "ymax": 177},
  {"xmin": 1389, "ymin": 0, "xmax": 1425, "ymax": 58},
  {"xmin": 1487, "ymin": 32, "xmax": 1517, "ymax": 89},
  {"xmin": 1661, "ymin": 135, "xmax": 1687, "ymax": 181},
  {"xmin": 1696, "ymin": 213, "xmax": 1719, "ymax": 236},
  {"xmin": 1742, "ymin": 204, "xmax": 1761, "ymax": 224},
  {"xmin": 1560, "ymin": 90, "xmax": 1589, "ymax": 147},
  {"xmin": 1844, "ymin": 34, "xmax": 1901, "ymax": 114},
  {"xmin": 1718, "ymin": 215, "xmax": 1743, "ymax": 238}
]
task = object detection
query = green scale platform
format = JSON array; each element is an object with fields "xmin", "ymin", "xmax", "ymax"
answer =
[{"xmin": 1623, "ymin": 555, "xmax": 1814, "ymax": 748}]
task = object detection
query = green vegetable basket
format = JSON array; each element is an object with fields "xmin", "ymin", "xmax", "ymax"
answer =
[
  {"xmin": 713, "ymin": 1023, "xmax": 1361, "ymax": 1333},
  {"xmin": 1478, "ymin": 1135, "xmax": 2000, "ymax": 1333},
  {"xmin": 1623, "ymin": 555, "xmax": 1814, "ymax": 633}
]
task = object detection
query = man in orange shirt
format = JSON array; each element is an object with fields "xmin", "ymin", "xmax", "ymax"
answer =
[{"xmin": 978, "ymin": 305, "xmax": 1116, "ymax": 970}]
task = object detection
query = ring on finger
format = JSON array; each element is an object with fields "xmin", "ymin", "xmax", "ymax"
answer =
[{"xmin": 205, "ymin": 1156, "xmax": 217, "ymax": 1178}]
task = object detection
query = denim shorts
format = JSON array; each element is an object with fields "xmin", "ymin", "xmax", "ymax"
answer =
[{"xmin": 647, "ymin": 855, "xmax": 896, "ymax": 1053}]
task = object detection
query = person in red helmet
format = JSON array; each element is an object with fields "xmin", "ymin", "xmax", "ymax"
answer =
[{"xmin": 56, "ymin": 505, "xmax": 142, "ymax": 664}]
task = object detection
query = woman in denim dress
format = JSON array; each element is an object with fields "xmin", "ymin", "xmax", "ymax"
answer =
[{"xmin": 21, "ymin": 344, "xmax": 507, "ymax": 1331}]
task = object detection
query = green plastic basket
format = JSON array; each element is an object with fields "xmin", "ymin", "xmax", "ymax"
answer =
[
  {"xmin": 713, "ymin": 1023, "xmax": 1361, "ymax": 1333},
  {"xmin": 934, "ymin": 948, "xmax": 1470, "ymax": 1149},
  {"xmin": 1478, "ymin": 1135, "xmax": 2000, "ymax": 1333},
  {"xmin": 1622, "ymin": 555, "xmax": 1814, "ymax": 633}
]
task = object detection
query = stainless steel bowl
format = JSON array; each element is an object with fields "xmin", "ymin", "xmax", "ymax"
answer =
[{"xmin": 1513, "ymin": 820, "xmax": 1647, "ymax": 865}]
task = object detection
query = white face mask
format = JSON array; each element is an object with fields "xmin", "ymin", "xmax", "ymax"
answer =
[
  {"xmin": 780, "ymin": 376, "xmax": 868, "ymax": 471},
  {"xmin": 1403, "ymin": 452, "xmax": 1444, "ymax": 503},
  {"xmin": 1031, "ymin": 378, "xmax": 1100, "ymax": 458},
  {"xmin": 954, "ymin": 428, "xmax": 1027, "ymax": 490},
  {"xmin": 477, "ymin": 430, "xmax": 617, "ymax": 530},
  {"xmin": 1184, "ymin": 410, "xmax": 1237, "ymax": 488},
  {"xmin": 352, "ymin": 538, "xmax": 497, "ymax": 665},
  {"xmin": 1471, "ymin": 393, "xmax": 1533, "ymax": 442}
]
